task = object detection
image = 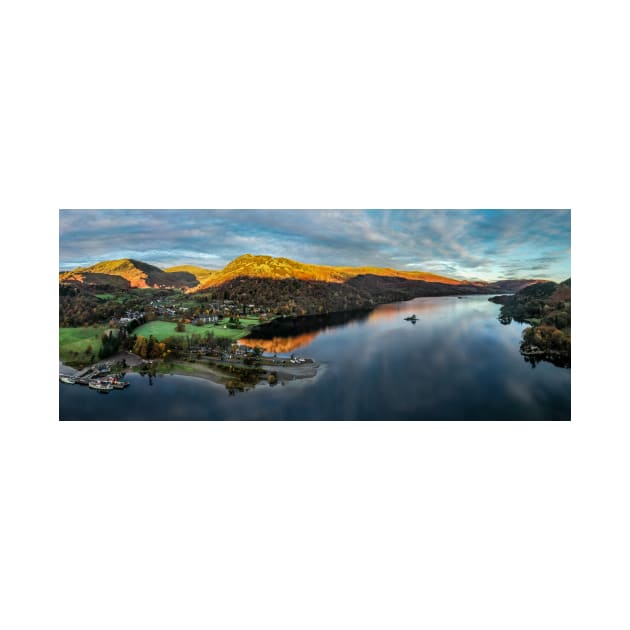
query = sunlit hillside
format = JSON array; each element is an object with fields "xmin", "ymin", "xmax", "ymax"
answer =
[
  {"xmin": 192, "ymin": 254, "xmax": 465, "ymax": 291},
  {"xmin": 59, "ymin": 254, "xmax": 535, "ymax": 295},
  {"xmin": 60, "ymin": 258, "xmax": 197, "ymax": 289}
]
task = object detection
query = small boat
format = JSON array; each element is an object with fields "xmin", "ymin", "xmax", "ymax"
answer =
[
  {"xmin": 103, "ymin": 376, "xmax": 129, "ymax": 389},
  {"xmin": 404, "ymin": 314, "xmax": 418, "ymax": 322},
  {"xmin": 59, "ymin": 375, "xmax": 76, "ymax": 384},
  {"xmin": 88, "ymin": 379, "xmax": 113, "ymax": 392}
]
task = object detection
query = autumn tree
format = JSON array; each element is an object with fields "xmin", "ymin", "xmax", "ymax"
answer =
[{"xmin": 133, "ymin": 335, "xmax": 148, "ymax": 358}]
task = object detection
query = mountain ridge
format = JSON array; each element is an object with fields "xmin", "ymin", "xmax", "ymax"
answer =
[
  {"xmin": 190, "ymin": 254, "xmax": 470, "ymax": 291},
  {"xmin": 59, "ymin": 254, "xmax": 546, "ymax": 292},
  {"xmin": 59, "ymin": 258, "xmax": 197, "ymax": 289}
]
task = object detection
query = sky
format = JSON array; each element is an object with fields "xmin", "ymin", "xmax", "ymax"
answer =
[{"xmin": 59, "ymin": 209, "xmax": 571, "ymax": 282}]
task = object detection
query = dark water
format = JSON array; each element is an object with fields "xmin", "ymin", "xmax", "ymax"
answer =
[{"xmin": 60, "ymin": 296, "xmax": 570, "ymax": 420}]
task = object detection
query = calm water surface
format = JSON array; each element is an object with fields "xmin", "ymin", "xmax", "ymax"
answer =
[{"xmin": 60, "ymin": 296, "xmax": 570, "ymax": 420}]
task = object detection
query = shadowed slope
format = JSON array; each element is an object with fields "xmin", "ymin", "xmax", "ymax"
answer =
[{"xmin": 165, "ymin": 265, "xmax": 217, "ymax": 285}]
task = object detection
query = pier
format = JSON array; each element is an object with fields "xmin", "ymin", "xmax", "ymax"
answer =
[{"xmin": 60, "ymin": 361, "xmax": 130, "ymax": 390}]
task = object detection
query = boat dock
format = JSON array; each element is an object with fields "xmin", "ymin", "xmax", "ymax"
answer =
[{"xmin": 60, "ymin": 362, "xmax": 129, "ymax": 391}]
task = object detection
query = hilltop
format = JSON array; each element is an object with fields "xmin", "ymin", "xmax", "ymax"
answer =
[
  {"xmin": 191, "ymin": 253, "xmax": 467, "ymax": 291},
  {"xmin": 59, "ymin": 254, "xmax": 546, "ymax": 313},
  {"xmin": 58, "ymin": 254, "xmax": 469, "ymax": 292},
  {"xmin": 59, "ymin": 258, "xmax": 198, "ymax": 289}
]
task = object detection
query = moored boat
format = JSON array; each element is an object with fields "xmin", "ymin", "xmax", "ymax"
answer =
[
  {"xmin": 103, "ymin": 376, "xmax": 129, "ymax": 389},
  {"xmin": 59, "ymin": 375, "xmax": 76, "ymax": 384},
  {"xmin": 88, "ymin": 379, "xmax": 114, "ymax": 392}
]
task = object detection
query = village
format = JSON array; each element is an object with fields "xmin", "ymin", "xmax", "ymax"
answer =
[
  {"xmin": 60, "ymin": 290, "xmax": 319, "ymax": 395},
  {"xmin": 108, "ymin": 295, "xmax": 272, "ymax": 330}
]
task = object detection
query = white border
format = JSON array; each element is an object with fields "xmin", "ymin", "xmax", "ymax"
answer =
[{"xmin": 3, "ymin": 1, "xmax": 627, "ymax": 629}]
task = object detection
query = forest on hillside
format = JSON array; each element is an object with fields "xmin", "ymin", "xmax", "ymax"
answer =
[{"xmin": 490, "ymin": 279, "xmax": 571, "ymax": 367}]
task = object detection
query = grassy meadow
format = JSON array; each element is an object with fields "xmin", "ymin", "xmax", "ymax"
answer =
[
  {"xmin": 59, "ymin": 317, "xmax": 265, "ymax": 366},
  {"xmin": 59, "ymin": 327, "xmax": 105, "ymax": 364},
  {"xmin": 133, "ymin": 317, "xmax": 262, "ymax": 341}
]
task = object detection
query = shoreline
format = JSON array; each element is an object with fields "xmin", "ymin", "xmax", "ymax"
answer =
[
  {"xmin": 162, "ymin": 359, "xmax": 321, "ymax": 386},
  {"xmin": 60, "ymin": 346, "xmax": 322, "ymax": 389},
  {"xmin": 61, "ymin": 295, "xmax": 494, "ymax": 379}
]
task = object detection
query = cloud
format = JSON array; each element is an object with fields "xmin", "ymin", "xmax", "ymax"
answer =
[{"xmin": 59, "ymin": 209, "xmax": 571, "ymax": 281}]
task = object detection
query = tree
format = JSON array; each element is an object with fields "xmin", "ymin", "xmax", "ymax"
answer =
[
  {"xmin": 98, "ymin": 329, "xmax": 121, "ymax": 359},
  {"xmin": 146, "ymin": 336, "xmax": 156, "ymax": 358},
  {"xmin": 133, "ymin": 335, "xmax": 148, "ymax": 358}
]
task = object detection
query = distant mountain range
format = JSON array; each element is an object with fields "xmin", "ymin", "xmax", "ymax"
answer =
[
  {"xmin": 59, "ymin": 255, "xmax": 549, "ymax": 316},
  {"xmin": 59, "ymin": 254, "xmax": 542, "ymax": 293}
]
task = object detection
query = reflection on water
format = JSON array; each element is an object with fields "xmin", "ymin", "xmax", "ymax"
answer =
[
  {"xmin": 366, "ymin": 298, "xmax": 449, "ymax": 322},
  {"xmin": 60, "ymin": 296, "xmax": 570, "ymax": 420},
  {"xmin": 239, "ymin": 331, "xmax": 319, "ymax": 354},
  {"xmin": 242, "ymin": 309, "xmax": 371, "ymax": 353}
]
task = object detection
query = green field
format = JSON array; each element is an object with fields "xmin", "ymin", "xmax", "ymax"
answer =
[
  {"xmin": 133, "ymin": 318, "xmax": 262, "ymax": 341},
  {"xmin": 95, "ymin": 293, "xmax": 115, "ymax": 300},
  {"xmin": 59, "ymin": 327, "xmax": 105, "ymax": 364}
]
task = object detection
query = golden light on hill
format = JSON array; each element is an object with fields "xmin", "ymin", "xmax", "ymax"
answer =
[
  {"xmin": 191, "ymin": 254, "xmax": 464, "ymax": 292},
  {"xmin": 60, "ymin": 254, "xmax": 468, "ymax": 293}
]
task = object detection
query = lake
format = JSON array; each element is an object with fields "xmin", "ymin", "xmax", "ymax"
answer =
[{"xmin": 59, "ymin": 295, "xmax": 570, "ymax": 420}]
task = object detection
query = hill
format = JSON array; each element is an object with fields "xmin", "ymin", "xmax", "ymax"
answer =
[
  {"xmin": 59, "ymin": 255, "xmax": 551, "ymax": 316},
  {"xmin": 59, "ymin": 270, "xmax": 132, "ymax": 289},
  {"xmin": 60, "ymin": 258, "xmax": 198, "ymax": 289},
  {"xmin": 487, "ymin": 279, "xmax": 544, "ymax": 292},
  {"xmin": 490, "ymin": 278, "xmax": 571, "ymax": 367},
  {"xmin": 191, "ymin": 254, "xmax": 467, "ymax": 292}
]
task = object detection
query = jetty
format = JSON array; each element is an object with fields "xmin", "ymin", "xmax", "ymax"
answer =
[{"xmin": 60, "ymin": 361, "xmax": 130, "ymax": 391}]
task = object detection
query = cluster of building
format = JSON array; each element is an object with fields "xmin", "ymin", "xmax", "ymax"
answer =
[
  {"xmin": 110, "ymin": 297, "xmax": 272, "ymax": 329},
  {"xmin": 149, "ymin": 299, "xmax": 189, "ymax": 318},
  {"xmin": 185, "ymin": 342, "xmax": 258, "ymax": 362},
  {"xmin": 112, "ymin": 310, "xmax": 144, "ymax": 328},
  {"xmin": 191, "ymin": 314, "xmax": 220, "ymax": 325}
]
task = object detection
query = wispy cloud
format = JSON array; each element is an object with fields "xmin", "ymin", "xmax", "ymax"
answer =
[{"xmin": 59, "ymin": 209, "xmax": 571, "ymax": 281}]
